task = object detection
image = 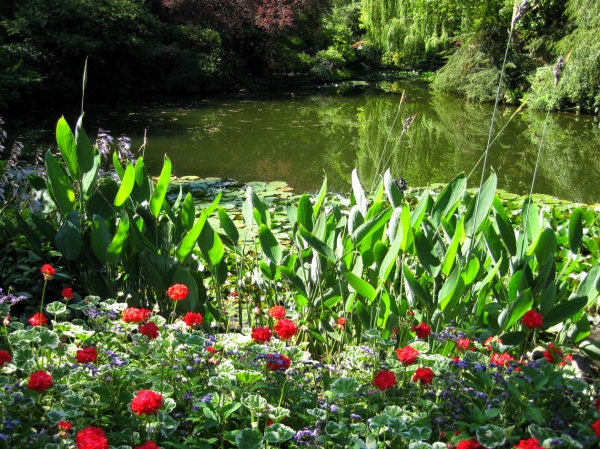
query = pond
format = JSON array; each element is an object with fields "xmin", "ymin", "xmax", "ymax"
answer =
[{"xmin": 5, "ymin": 80, "xmax": 600, "ymax": 204}]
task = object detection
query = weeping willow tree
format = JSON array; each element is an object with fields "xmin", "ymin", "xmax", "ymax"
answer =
[{"xmin": 529, "ymin": 0, "xmax": 600, "ymax": 112}]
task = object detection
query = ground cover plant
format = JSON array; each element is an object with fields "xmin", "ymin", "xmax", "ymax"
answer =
[{"xmin": 0, "ymin": 104, "xmax": 599, "ymax": 449}]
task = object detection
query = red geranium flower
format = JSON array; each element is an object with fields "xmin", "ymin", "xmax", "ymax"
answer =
[
  {"xmin": 139, "ymin": 322, "xmax": 159, "ymax": 340},
  {"xmin": 484, "ymin": 336, "xmax": 502, "ymax": 351},
  {"xmin": 27, "ymin": 370, "xmax": 53, "ymax": 392},
  {"xmin": 28, "ymin": 312, "xmax": 48, "ymax": 327},
  {"xmin": 522, "ymin": 310, "xmax": 543, "ymax": 329},
  {"xmin": 372, "ymin": 369, "xmax": 396, "ymax": 390},
  {"xmin": 62, "ymin": 287, "xmax": 74, "ymax": 300},
  {"xmin": 266, "ymin": 353, "xmax": 291, "ymax": 371},
  {"xmin": 167, "ymin": 284, "xmax": 188, "ymax": 301},
  {"xmin": 268, "ymin": 305, "xmax": 286, "ymax": 320},
  {"xmin": 491, "ymin": 352, "xmax": 515, "ymax": 366},
  {"xmin": 75, "ymin": 347, "xmax": 98, "ymax": 364},
  {"xmin": 76, "ymin": 427, "xmax": 109, "ymax": 449},
  {"xmin": 514, "ymin": 438, "xmax": 543, "ymax": 449},
  {"xmin": 544, "ymin": 343, "xmax": 563, "ymax": 363},
  {"xmin": 131, "ymin": 390, "xmax": 163, "ymax": 416},
  {"xmin": 135, "ymin": 442, "xmax": 158, "ymax": 449},
  {"xmin": 41, "ymin": 264, "xmax": 56, "ymax": 280},
  {"xmin": 251, "ymin": 327, "xmax": 273, "ymax": 343},
  {"xmin": 412, "ymin": 367, "xmax": 435, "ymax": 385},
  {"xmin": 183, "ymin": 312, "xmax": 203, "ymax": 327},
  {"xmin": 456, "ymin": 438, "xmax": 486, "ymax": 449},
  {"xmin": 122, "ymin": 307, "xmax": 152, "ymax": 323},
  {"xmin": 0, "ymin": 350, "xmax": 11, "ymax": 367},
  {"xmin": 58, "ymin": 420, "xmax": 73, "ymax": 431},
  {"xmin": 336, "ymin": 317, "xmax": 346, "ymax": 328},
  {"xmin": 596, "ymin": 397, "xmax": 600, "ymax": 413},
  {"xmin": 457, "ymin": 338, "xmax": 474, "ymax": 351},
  {"xmin": 273, "ymin": 319, "xmax": 298, "ymax": 340},
  {"xmin": 207, "ymin": 346, "xmax": 216, "ymax": 354},
  {"xmin": 592, "ymin": 418, "xmax": 600, "ymax": 439},
  {"xmin": 396, "ymin": 345, "xmax": 419, "ymax": 365},
  {"xmin": 411, "ymin": 322, "xmax": 431, "ymax": 339}
]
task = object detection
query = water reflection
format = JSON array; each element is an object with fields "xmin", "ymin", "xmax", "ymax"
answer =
[{"xmin": 7, "ymin": 81, "xmax": 600, "ymax": 203}]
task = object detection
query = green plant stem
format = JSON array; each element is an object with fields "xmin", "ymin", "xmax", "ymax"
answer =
[{"xmin": 40, "ymin": 279, "xmax": 48, "ymax": 320}]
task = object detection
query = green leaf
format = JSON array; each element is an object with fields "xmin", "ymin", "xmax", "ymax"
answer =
[
  {"xmin": 150, "ymin": 155, "xmax": 172, "ymax": 217},
  {"xmin": 91, "ymin": 215, "xmax": 111, "ymax": 264},
  {"xmin": 466, "ymin": 172, "xmax": 497, "ymax": 236},
  {"xmin": 235, "ymin": 429, "xmax": 263, "ymax": 449},
  {"xmin": 218, "ymin": 207, "xmax": 239, "ymax": 245},
  {"xmin": 181, "ymin": 193, "xmax": 195, "ymax": 231},
  {"xmin": 521, "ymin": 198, "xmax": 540, "ymax": 247},
  {"xmin": 106, "ymin": 211, "xmax": 129, "ymax": 267},
  {"xmin": 431, "ymin": 173, "xmax": 466, "ymax": 226},
  {"xmin": 352, "ymin": 207, "xmax": 392, "ymax": 248},
  {"xmin": 206, "ymin": 190, "xmax": 222, "ymax": 217},
  {"xmin": 15, "ymin": 211, "xmax": 41, "ymax": 253},
  {"xmin": 45, "ymin": 150, "xmax": 75, "ymax": 215},
  {"xmin": 343, "ymin": 271, "xmax": 377, "ymax": 302},
  {"xmin": 280, "ymin": 266, "xmax": 308, "ymax": 297},
  {"xmin": 493, "ymin": 197, "xmax": 516, "ymax": 256},
  {"xmin": 379, "ymin": 219, "xmax": 402, "ymax": 282},
  {"xmin": 569, "ymin": 208, "xmax": 583, "ymax": 254},
  {"xmin": 113, "ymin": 152, "xmax": 124, "ymax": 180},
  {"xmin": 384, "ymin": 168, "xmax": 403, "ymax": 207},
  {"xmin": 46, "ymin": 302, "xmax": 68, "ymax": 316},
  {"xmin": 55, "ymin": 116, "xmax": 78, "ymax": 179},
  {"xmin": 55, "ymin": 219, "xmax": 81, "ymax": 260},
  {"xmin": 410, "ymin": 191, "xmax": 429, "ymax": 229},
  {"xmin": 498, "ymin": 331, "xmax": 527, "ymax": 346},
  {"xmin": 114, "ymin": 163, "xmax": 135, "ymax": 207},
  {"xmin": 176, "ymin": 210, "xmax": 207, "ymax": 264},
  {"xmin": 297, "ymin": 194, "xmax": 314, "ymax": 232},
  {"xmin": 403, "ymin": 264, "xmax": 432, "ymax": 310},
  {"xmin": 543, "ymin": 296, "xmax": 587, "ymax": 328},
  {"xmin": 498, "ymin": 288, "xmax": 533, "ymax": 331},
  {"xmin": 352, "ymin": 168, "xmax": 367, "ymax": 216},
  {"xmin": 576, "ymin": 264, "xmax": 600, "ymax": 307},
  {"xmin": 476, "ymin": 425, "xmax": 505, "ymax": 448},
  {"xmin": 407, "ymin": 427, "xmax": 431, "ymax": 441},
  {"xmin": 330, "ymin": 377, "xmax": 360, "ymax": 398},
  {"xmin": 38, "ymin": 328, "xmax": 59, "ymax": 349},
  {"xmin": 133, "ymin": 157, "xmax": 152, "ymax": 203},
  {"xmin": 314, "ymin": 174, "xmax": 328, "ymax": 216},
  {"xmin": 241, "ymin": 394, "xmax": 268, "ymax": 412},
  {"xmin": 264, "ymin": 424, "xmax": 295, "ymax": 443},
  {"xmin": 439, "ymin": 265, "xmax": 461, "ymax": 311},
  {"xmin": 235, "ymin": 371, "xmax": 263, "ymax": 384},
  {"xmin": 81, "ymin": 154, "xmax": 99, "ymax": 198},
  {"xmin": 75, "ymin": 114, "xmax": 94, "ymax": 175},
  {"xmin": 414, "ymin": 229, "xmax": 441, "ymax": 277},
  {"xmin": 441, "ymin": 216, "xmax": 463, "ymax": 276},
  {"xmin": 259, "ymin": 224, "xmax": 282, "ymax": 265},
  {"xmin": 198, "ymin": 220, "xmax": 224, "ymax": 266},
  {"xmin": 298, "ymin": 224, "xmax": 335, "ymax": 262},
  {"xmin": 579, "ymin": 339, "xmax": 600, "ymax": 361}
]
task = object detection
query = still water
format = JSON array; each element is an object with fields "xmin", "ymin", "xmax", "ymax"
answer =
[{"xmin": 7, "ymin": 81, "xmax": 600, "ymax": 203}]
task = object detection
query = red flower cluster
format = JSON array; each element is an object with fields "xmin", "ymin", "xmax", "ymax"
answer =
[
  {"xmin": 522, "ymin": 310, "xmax": 543, "ymax": 329},
  {"xmin": 135, "ymin": 442, "xmax": 159, "ymax": 449},
  {"xmin": 207, "ymin": 346, "xmax": 216, "ymax": 354},
  {"xmin": 28, "ymin": 370, "xmax": 53, "ymax": 392},
  {"xmin": 75, "ymin": 347, "xmax": 98, "ymax": 364},
  {"xmin": 411, "ymin": 322, "xmax": 431, "ymax": 339},
  {"xmin": 372, "ymin": 370, "xmax": 396, "ymax": 390},
  {"xmin": 591, "ymin": 418, "xmax": 600, "ymax": 438},
  {"xmin": 274, "ymin": 319, "xmax": 298, "ymax": 340},
  {"xmin": 251, "ymin": 327, "xmax": 273, "ymax": 343},
  {"xmin": 457, "ymin": 338, "xmax": 475, "ymax": 351},
  {"xmin": 76, "ymin": 427, "xmax": 109, "ymax": 449},
  {"xmin": 122, "ymin": 307, "xmax": 152, "ymax": 323},
  {"xmin": 58, "ymin": 421, "xmax": 73, "ymax": 432},
  {"xmin": 139, "ymin": 322, "xmax": 159, "ymax": 340},
  {"xmin": 0, "ymin": 350, "xmax": 11, "ymax": 367},
  {"xmin": 396, "ymin": 345, "xmax": 418, "ymax": 365},
  {"xmin": 28, "ymin": 312, "xmax": 48, "ymax": 327},
  {"xmin": 167, "ymin": 284, "xmax": 188, "ymax": 301},
  {"xmin": 412, "ymin": 367, "xmax": 435, "ymax": 385},
  {"xmin": 62, "ymin": 287, "xmax": 74, "ymax": 300},
  {"xmin": 266, "ymin": 353, "xmax": 291, "ymax": 371},
  {"xmin": 183, "ymin": 312, "xmax": 203, "ymax": 327},
  {"xmin": 131, "ymin": 390, "xmax": 163, "ymax": 416},
  {"xmin": 456, "ymin": 438, "xmax": 486, "ymax": 449},
  {"xmin": 336, "ymin": 317, "xmax": 346, "ymax": 328},
  {"xmin": 268, "ymin": 305, "xmax": 286, "ymax": 320},
  {"xmin": 491, "ymin": 352, "xmax": 514, "ymax": 366},
  {"xmin": 544, "ymin": 343, "xmax": 563, "ymax": 363},
  {"xmin": 514, "ymin": 438, "xmax": 543, "ymax": 449},
  {"xmin": 41, "ymin": 264, "xmax": 56, "ymax": 280}
]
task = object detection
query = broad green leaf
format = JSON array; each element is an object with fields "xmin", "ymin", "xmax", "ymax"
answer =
[
  {"xmin": 298, "ymin": 224, "xmax": 335, "ymax": 262},
  {"xmin": 150, "ymin": 155, "xmax": 171, "ymax": 217},
  {"xmin": 521, "ymin": 198, "xmax": 540, "ymax": 247},
  {"xmin": 330, "ymin": 377, "xmax": 360, "ymax": 398},
  {"xmin": 352, "ymin": 207, "xmax": 392, "ymax": 247},
  {"xmin": 403, "ymin": 264, "xmax": 432, "ymax": 310},
  {"xmin": 259, "ymin": 224, "xmax": 282, "ymax": 265},
  {"xmin": 493, "ymin": 196, "xmax": 516, "ymax": 255},
  {"xmin": 439, "ymin": 265, "xmax": 461, "ymax": 311},
  {"xmin": 414, "ymin": 229, "xmax": 441, "ymax": 277},
  {"xmin": 106, "ymin": 211, "xmax": 129, "ymax": 267},
  {"xmin": 55, "ymin": 219, "xmax": 81, "ymax": 261},
  {"xmin": 313, "ymin": 174, "xmax": 327, "ymax": 216},
  {"xmin": 264, "ymin": 424, "xmax": 295, "ymax": 443},
  {"xmin": 352, "ymin": 168, "xmax": 367, "ymax": 216},
  {"xmin": 498, "ymin": 330, "xmax": 527, "ymax": 346},
  {"xmin": 498, "ymin": 288, "xmax": 532, "ymax": 331},
  {"xmin": 410, "ymin": 191, "xmax": 429, "ymax": 229},
  {"xmin": 476, "ymin": 425, "xmax": 506, "ymax": 448},
  {"xmin": 114, "ymin": 163, "xmax": 135, "ymax": 207},
  {"xmin": 379, "ymin": 222, "xmax": 403, "ymax": 282},
  {"xmin": 176, "ymin": 210, "xmax": 207, "ymax": 264},
  {"xmin": 45, "ymin": 150, "xmax": 75, "ymax": 215},
  {"xmin": 46, "ymin": 301, "xmax": 68, "ymax": 316},
  {"xmin": 32, "ymin": 214, "xmax": 57, "ymax": 245},
  {"xmin": 576, "ymin": 264, "xmax": 600, "ymax": 307},
  {"xmin": 568, "ymin": 208, "xmax": 583, "ymax": 254},
  {"xmin": 218, "ymin": 207, "xmax": 239, "ymax": 244},
  {"xmin": 181, "ymin": 193, "xmax": 195, "ymax": 231},
  {"xmin": 466, "ymin": 172, "xmax": 497, "ymax": 236},
  {"xmin": 241, "ymin": 394, "xmax": 268, "ymax": 412},
  {"xmin": 15, "ymin": 211, "xmax": 41, "ymax": 253},
  {"xmin": 113, "ymin": 152, "xmax": 124, "ymax": 179},
  {"xmin": 297, "ymin": 194, "xmax": 314, "ymax": 232},
  {"xmin": 75, "ymin": 114, "xmax": 94, "ymax": 174},
  {"xmin": 198, "ymin": 220, "xmax": 224, "ymax": 266},
  {"xmin": 235, "ymin": 429, "xmax": 263, "ymax": 449},
  {"xmin": 280, "ymin": 266, "xmax": 308, "ymax": 297},
  {"xmin": 579, "ymin": 339, "xmax": 600, "ymax": 361},
  {"xmin": 343, "ymin": 271, "xmax": 377, "ymax": 302},
  {"xmin": 81, "ymin": 154, "xmax": 99, "ymax": 198},
  {"xmin": 133, "ymin": 157, "xmax": 152, "ymax": 203},
  {"xmin": 568, "ymin": 315, "xmax": 590, "ymax": 343},
  {"xmin": 532, "ymin": 228, "xmax": 557, "ymax": 295},
  {"xmin": 441, "ymin": 216, "xmax": 463, "ymax": 276},
  {"xmin": 38, "ymin": 328, "xmax": 59, "ymax": 349},
  {"xmin": 236, "ymin": 371, "xmax": 263, "ymax": 384},
  {"xmin": 206, "ymin": 190, "xmax": 222, "ymax": 217},
  {"xmin": 55, "ymin": 116, "xmax": 78, "ymax": 179},
  {"xmin": 543, "ymin": 296, "xmax": 587, "ymax": 328},
  {"xmin": 383, "ymin": 168, "xmax": 403, "ymax": 207},
  {"xmin": 431, "ymin": 173, "xmax": 466, "ymax": 226}
]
